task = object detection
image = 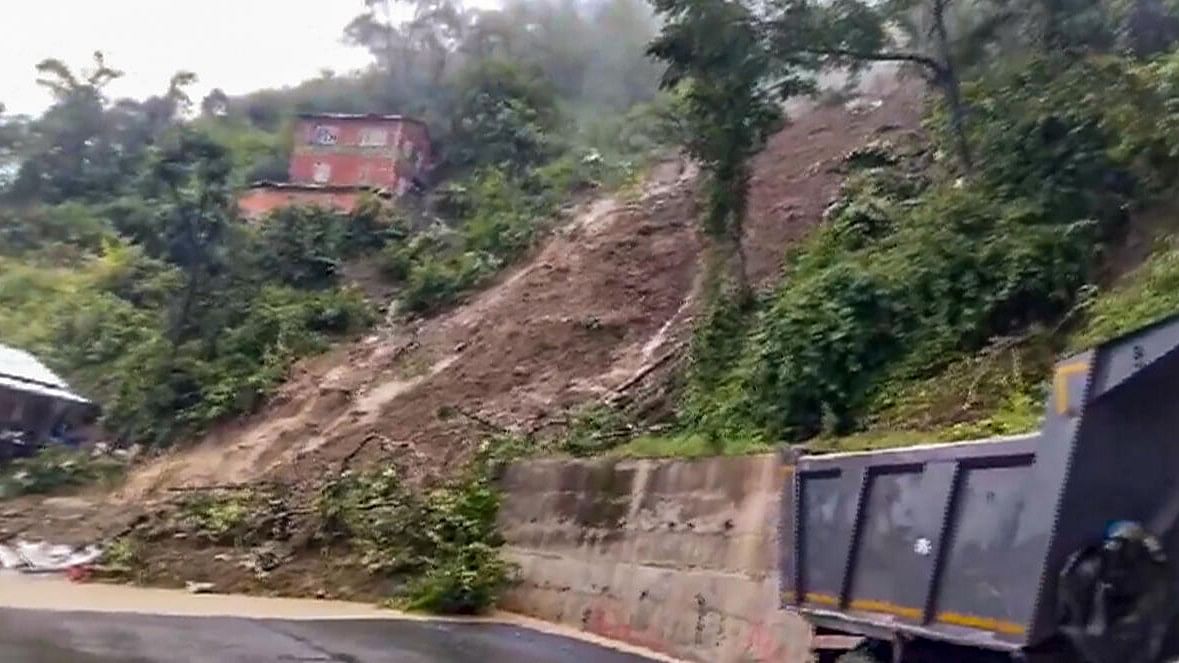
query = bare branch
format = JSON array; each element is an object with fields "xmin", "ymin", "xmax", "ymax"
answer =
[{"xmin": 797, "ymin": 47, "xmax": 945, "ymax": 75}]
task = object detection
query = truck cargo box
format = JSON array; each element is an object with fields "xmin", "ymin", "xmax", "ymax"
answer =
[{"xmin": 781, "ymin": 314, "xmax": 1179, "ymax": 662}]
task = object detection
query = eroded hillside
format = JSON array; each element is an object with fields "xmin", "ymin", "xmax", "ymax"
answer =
[
  {"xmin": 10, "ymin": 87, "xmax": 923, "ymax": 557},
  {"xmin": 121, "ymin": 158, "xmax": 703, "ymax": 497},
  {"xmin": 126, "ymin": 87, "xmax": 922, "ymax": 496}
]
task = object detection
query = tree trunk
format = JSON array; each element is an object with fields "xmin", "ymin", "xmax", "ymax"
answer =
[
  {"xmin": 941, "ymin": 71, "xmax": 973, "ymax": 172},
  {"xmin": 170, "ymin": 278, "xmax": 197, "ymax": 347},
  {"xmin": 729, "ymin": 163, "xmax": 753, "ymax": 304},
  {"xmin": 932, "ymin": 0, "xmax": 974, "ymax": 172},
  {"xmin": 707, "ymin": 161, "xmax": 753, "ymax": 302}
]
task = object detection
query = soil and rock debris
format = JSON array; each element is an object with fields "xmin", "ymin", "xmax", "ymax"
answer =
[{"xmin": 1, "ymin": 84, "xmax": 921, "ymax": 598}]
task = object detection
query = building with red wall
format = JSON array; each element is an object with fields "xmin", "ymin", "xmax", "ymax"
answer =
[{"xmin": 239, "ymin": 113, "xmax": 433, "ymax": 219}]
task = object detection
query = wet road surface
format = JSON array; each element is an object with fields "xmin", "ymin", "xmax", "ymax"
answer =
[{"xmin": 0, "ymin": 608, "xmax": 663, "ymax": 662}]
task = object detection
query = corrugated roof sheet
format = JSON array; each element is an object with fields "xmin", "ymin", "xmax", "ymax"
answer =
[{"xmin": 0, "ymin": 344, "xmax": 90, "ymax": 405}]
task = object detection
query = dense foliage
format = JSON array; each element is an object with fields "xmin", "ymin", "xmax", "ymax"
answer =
[
  {"xmin": 0, "ymin": 0, "xmax": 678, "ymax": 450},
  {"xmin": 673, "ymin": 49, "xmax": 1179, "ymax": 447},
  {"xmin": 0, "ymin": 202, "xmax": 377, "ymax": 446},
  {"xmin": 0, "ymin": 64, "xmax": 381, "ymax": 445},
  {"xmin": 316, "ymin": 468, "xmax": 510, "ymax": 614}
]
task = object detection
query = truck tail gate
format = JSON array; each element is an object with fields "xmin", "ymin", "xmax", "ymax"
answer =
[{"xmin": 785, "ymin": 437, "xmax": 1040, "ymax": 647}]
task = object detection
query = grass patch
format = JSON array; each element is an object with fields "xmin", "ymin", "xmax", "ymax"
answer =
[
  {"xmin": 864, "ymin": 334, "xmax": 1051, "ymax": 432},
  {"xmin": 1072, "ymin": 236, "xmax": 1179, "ymax": 350},
  {"xmin": 0, "ymin": 448, "xmax": 125, "ymax": 498},
  {"xmin": 612, "ymin": 433, "xmax": 773, "ymax": 459}
]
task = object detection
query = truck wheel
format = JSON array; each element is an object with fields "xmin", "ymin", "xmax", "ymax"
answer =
[{"xmin": 835, "ymin": 648, "xmax": 887, "ymax": 663}]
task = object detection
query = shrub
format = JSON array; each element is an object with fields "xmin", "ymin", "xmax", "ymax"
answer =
[
  {"xmin": 179, "ymin": 492, "xmax": 253, "ymax": 544},
  {"xmin": 681, "ymin": 56, "xmax": 1179, "ymax": 443},
  {"xmin": 1073, "ymin": 237, "xmax": 1179, "ymax": 348},
  {"xmin": 102, "ymin": 536, "xmax": 140, "ymax": 577},
  {"xmin": 255, "ymin": 206, "xmax": 349, "ymax": 289},
  {"xmin": 560, "ymin": 404, "xmax": 634, "ymax": 456},
  {"xmin": 404, "ymin": 542, "xmax": 513, "ymax": 614},
  {"xmin": 400, "ymin": 258, "xmax": 470, "ymax": 314},
  {"xmin": 381, "ymin": 232, "xmax": 450, "ymax": 282},
  {"xmin": 0, "ymin": 448, "xmax": 125, "ymax": 498},
  {"xmin": 316, "ymin": 469, "xmax": 511, "ymax": 614},
  {"xmin": 0, "ymin": 203, "xmax": 114, "ymax": 259}
]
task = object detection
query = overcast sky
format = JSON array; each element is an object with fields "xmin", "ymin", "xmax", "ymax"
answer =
[{"xmin": 1, "ymin": 1, "xmax": 379, "ymax": 116}]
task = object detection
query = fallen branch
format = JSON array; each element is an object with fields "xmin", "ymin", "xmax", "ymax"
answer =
[
  {"xmin": 525, "ymin": 416, "xmax": 567, "ymax": 435},
  {"xmin": 607, "ymin": 343, "xmax": 687, "ymax": 403},
  {"xmin": 451, "ymin": 406, "xmax": 514, "ymax": 436},
  {"xmin": 166, "ymin": 481, "xmax": 279, "ymax": 493},
  {"xmin": 338, "ymin": 433, "xmax": 389, "ymax": 473}
]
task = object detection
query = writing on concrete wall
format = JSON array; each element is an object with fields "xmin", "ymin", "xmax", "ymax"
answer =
[
  {"xmin": 741, "ymin": 620, "xmax": 791, "ymax": 663},
  {"xmin": 585, "ymin": 601, "xmax": 672, "ymax": 656},
  {"xmin": 584, "ymin": 599, "xmax": 795, "ymax": 663}
]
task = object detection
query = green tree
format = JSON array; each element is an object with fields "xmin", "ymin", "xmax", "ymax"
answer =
[
  {"xmin": 447, "ymin": 59, "xmax": 561, "ymax": 172},
  {"xmin": 648, "ymin": 0, "xmax": 805, "ymax": 293},
  {"xmin": 255, "ymin": 206, "xmax": 346, "ymax": 289},
  {"xmin": 8, "ymin": 52, "xmax": 124, "ymax": 201},
  {"xmin": 5, "ymin": 53, "xmax": 202, "ymax": 204},
  {"xmin": 771, "ymin": 0, "xmax": 1020, "ymax": 170},
  {"xmin": 144, "ymin": 131, "xmax": 235, "ymax": 344}
]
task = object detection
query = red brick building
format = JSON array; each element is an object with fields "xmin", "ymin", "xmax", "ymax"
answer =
[{"xmin": 239, "ymin": 113, "xmax": 433, "ymax": 219}]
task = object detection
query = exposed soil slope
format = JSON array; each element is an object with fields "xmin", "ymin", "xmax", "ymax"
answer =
[
  {"xmin": 10, "ymin": 87, "xmax": 924, "ymax": 550},
  {"xmin": 746, "ymin": 82, "xmax": 923, "ymax": 285},
  {"xmin": 119, "ymin": 158, "xmax": 704, "ymax": 497}
]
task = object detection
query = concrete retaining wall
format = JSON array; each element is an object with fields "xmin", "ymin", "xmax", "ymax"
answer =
[{"xmin": 497, "ymin": 454, "xmax": 813, "ymax": 663}]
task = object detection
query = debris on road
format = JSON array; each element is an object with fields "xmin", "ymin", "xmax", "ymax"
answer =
[
  {"xmin": 185, "ymin": 581, "xmax": 215, "ymax": 594},
  {"xmin": 0, "ymin": 539, "xmax": 103, "ymax": 573}
]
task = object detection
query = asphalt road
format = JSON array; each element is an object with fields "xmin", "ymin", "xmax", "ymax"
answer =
[{"xmin": 0, "ymin": 609, "xmax": 663, "ymax": 663}]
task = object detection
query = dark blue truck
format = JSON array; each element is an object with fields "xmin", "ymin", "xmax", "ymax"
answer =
[{"xmin": 782, "ymin": 314, "xmax": 1179, "ymax": 663}]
